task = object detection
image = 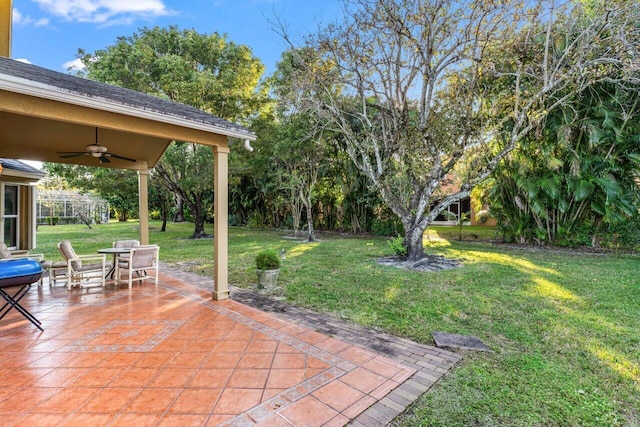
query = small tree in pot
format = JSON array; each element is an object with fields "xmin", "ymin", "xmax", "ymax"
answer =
[{"xmin": 255, "ymin": 249, "xmax": 281, "ymax": 289}]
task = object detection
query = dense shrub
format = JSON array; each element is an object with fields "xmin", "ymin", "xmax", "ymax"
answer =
[
  {"xmin": 600, "ymin": 216, "xmax": 640, "ymax": 251},
  {"xmin": 255, "ymin": 249, "xmax": 281, "ymax": 270},
  {"xmin": 387, "ymin": 235, "xmax": 408, "ymax": 258}
]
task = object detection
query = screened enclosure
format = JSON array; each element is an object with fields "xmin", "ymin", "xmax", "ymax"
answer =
[{"xmin": 36, "ymin": 189, "xmax": 109, "ymax": 225}]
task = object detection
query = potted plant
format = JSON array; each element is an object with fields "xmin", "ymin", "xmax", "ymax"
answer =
[{"xmin": 255, "ymin": 249, "xmax": 281, "ymax": 289}]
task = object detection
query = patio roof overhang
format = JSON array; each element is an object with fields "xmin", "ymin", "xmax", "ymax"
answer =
[
  {"xmin": 0, "ymin": 57, "xmax": 256, "ymax": 169},
  {"xmin": 0, "ymin": 56, "xmax": 256, "ymax": 301}
]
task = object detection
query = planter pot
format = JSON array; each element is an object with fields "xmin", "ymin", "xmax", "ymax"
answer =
[{"xmin": 256, "ymin": 268, "xmax": 279, "ymax": 289}]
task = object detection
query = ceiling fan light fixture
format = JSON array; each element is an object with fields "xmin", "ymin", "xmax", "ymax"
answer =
[{"xmin": 86, "ymin": 144, "xmax": 108, "ymax": 154}]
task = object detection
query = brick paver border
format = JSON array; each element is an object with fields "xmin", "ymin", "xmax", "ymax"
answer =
[{"xmin": 160, "ymin": 263, "xmax": 462, "ymax": 426}]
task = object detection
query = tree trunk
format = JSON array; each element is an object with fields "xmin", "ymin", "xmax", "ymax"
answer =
[
  {"xmin": 191, "ymin": 217, "xmax": 208, "ymax": 238},
  {"xmin": 306, "ymin": 209, "xmax": 315, "ymax": 242},
  {"xmin": 404, "ymin": 224, "xmax": 426, "ymax": 262},
  {"xmin": 302, "ymin": 191, "xmax": 316, "ymax": 242},
  {"xmin": 591, "ymin": 216, "xmax": 603, "ymax": 248},
  {"xmin": 160, "ymin": 205, "xmax": 167, "ymax": 232},
  {"xmin": 351, "ymin": 213, "xmax": 361, "ymax": 234},
  {"xmin": 190, "ymin": 199, "xmax": 209, "ymax": 239},
  {"xmin": 291, "ymin": 203, "xmax": 301, "ymax": 237},
  {"xmin": 174, "ymin": 195, "xmax": 185, "ymax": 222}
]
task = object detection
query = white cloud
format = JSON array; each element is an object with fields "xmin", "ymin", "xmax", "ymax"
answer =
[
  {"xmin": 63, "ymin": 58, "xmax": 85, "ymax": 72},
  {"xmin": 15, "ymin": 58, "xmax": 33, "ymax": 64},
  {"xmin": 31, "ymin": 0, "xmax": 171, "ymax": 25},
  {"xmin": 12, "ymin": 8, "xmax": 24, "ymax": 23},
  {"xmin": 12, "ymin": 8, "xmax": 50, "ymax": 26}
]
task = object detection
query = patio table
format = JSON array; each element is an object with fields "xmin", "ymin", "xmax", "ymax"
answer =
[{"xmin": 97, "ymin": 247, "xmax": 131, "ymax": 279}]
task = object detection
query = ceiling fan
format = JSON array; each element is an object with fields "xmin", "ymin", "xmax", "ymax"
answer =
[{"xmin": 58, "ymin": 128, "xmax": 136, "ymax": 164}]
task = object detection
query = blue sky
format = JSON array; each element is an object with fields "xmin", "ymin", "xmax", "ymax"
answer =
[{"xmin": 11, "ymin": 0, "xmax": 343, "ymax": 76}]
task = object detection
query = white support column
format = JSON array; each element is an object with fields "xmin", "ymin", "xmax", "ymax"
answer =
[
  {"xmin": 212, "ymin": 145, "xmax": 230, "ymax": 300},
  {"xmin": 138, "ymin": 167, "xmax": 149, "ymax": 245}
]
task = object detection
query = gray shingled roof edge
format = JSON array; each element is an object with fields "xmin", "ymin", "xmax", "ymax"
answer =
[
  {"xmin": 0, "ymin": 57, "xmax": 256, "ymax": 141},
  {"xmin": 0, "ymin": 158, "xmax": 46, "ymax": 176}
]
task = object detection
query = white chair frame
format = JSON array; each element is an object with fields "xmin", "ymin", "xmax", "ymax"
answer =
[
  {"xmin": 41, "ymin": 260, "xmax": 68, "ymax": 286},
  {"xmin": 115, "ymin": 245, "xmax": 159, "ymax": 288}
]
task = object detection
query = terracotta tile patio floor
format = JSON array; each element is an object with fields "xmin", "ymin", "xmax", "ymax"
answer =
[{"xmin": 0, "ymin": 268, "xmax": 461, "ymax": 426}]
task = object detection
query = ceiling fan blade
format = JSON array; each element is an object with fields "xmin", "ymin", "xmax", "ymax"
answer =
[
  {"xmin": 105, "ymin": 152, "xmax": 136, "ymax": 162},
  {"xmin": 98, "ymin": 155, "xmax": 111, "ymax": 164},
  {"xmin": 58, "ymin": 152, "xmax": 87, "ymax": 159}
]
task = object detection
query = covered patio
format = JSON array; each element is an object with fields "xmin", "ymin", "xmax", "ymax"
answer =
[
  {"xmin": 0, "ymin": 56, "xmax": 248, "ymax": 300},
  {"xmin": 0, "ymin": 270, "xmax": 459, "ymax": 426}
]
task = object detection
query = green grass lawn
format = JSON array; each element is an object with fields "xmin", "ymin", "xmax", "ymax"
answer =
[{"xmin": 36, "ymin": 221, "xmax": 640, "ymax": 426}]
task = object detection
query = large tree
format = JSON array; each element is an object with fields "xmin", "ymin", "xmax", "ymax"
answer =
[
  {"xmin": 78, "ymin": 26, "xmax": 267, "ymax": 238},
  {"xmin": 282, "ymin": 0, "xmax": 640, "ymax": 262},
  {"xmin": 272, "ymin": 113, "xmax": 327, "ymax": 241},
  {"xmin": 269, "ymin": 49, "xmax": 335, "ymax": 241},
  {"xmin": 154, "ymin": 142, "xmax": 215, "ymax": 237}
]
